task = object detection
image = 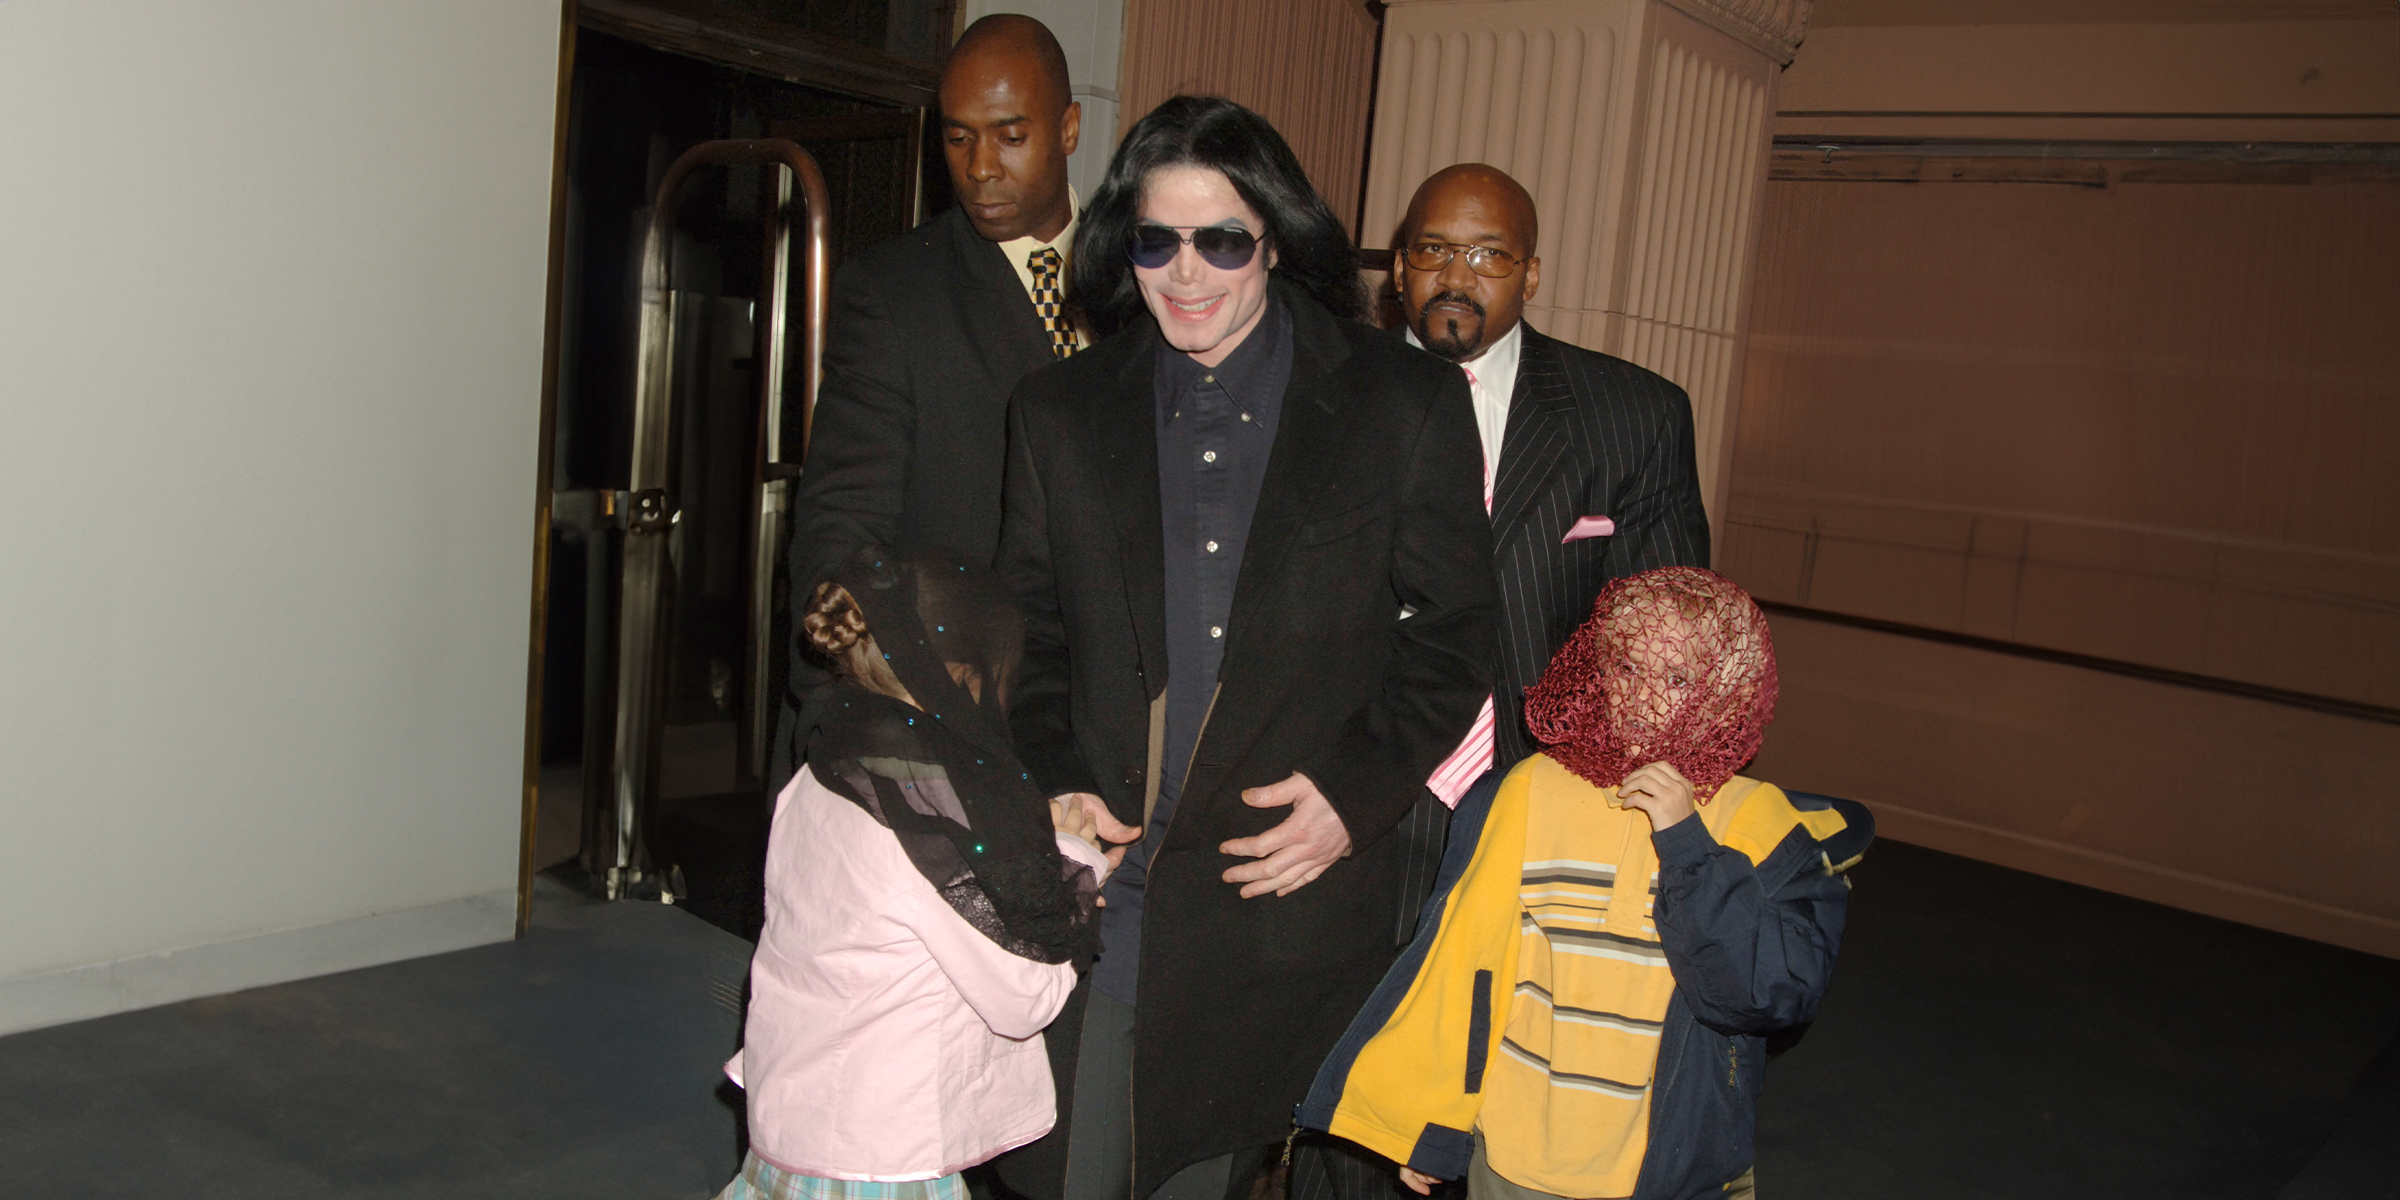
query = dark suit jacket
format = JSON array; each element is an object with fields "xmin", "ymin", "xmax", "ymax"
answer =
[
  {"xmin": 773, "ymin": 207, "xmax": 1054, "ymax": 785},
  {"xmin": 995, "ymin": 284, "xmax": 1499, "ymax": 1197},
  {"xmin": 786, "ymin": 204, "xmax": 1055, "ymax": 582},
  {"xmin": 1487, "ymin": 324, "xmax": 1711, "ymax": 766}
]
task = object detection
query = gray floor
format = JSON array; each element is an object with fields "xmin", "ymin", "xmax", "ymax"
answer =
[
  {"xmin": 0, "ymin": 879, "xmax": 752, "ymax": 1199},
  {"xmin": 1, "ymin": 846, "xmax": 2393, "ymax": 1199},
  {"xmin": 1755, "ymin": 843, "xmax": 2400, "ymax": 1198}
]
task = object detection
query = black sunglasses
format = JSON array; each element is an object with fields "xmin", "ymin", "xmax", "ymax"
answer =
[{"xmin": 1128, "ymin": 223, "xmax": 1262, "ymax": 270}]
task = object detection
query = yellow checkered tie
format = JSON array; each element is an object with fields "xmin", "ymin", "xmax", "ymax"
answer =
[{"xmin": 1028, "ymin": 246, "xmax": 1076, "ymax": 359}]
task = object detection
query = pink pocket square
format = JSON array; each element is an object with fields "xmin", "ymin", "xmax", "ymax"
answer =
[{"xmin": 1561, "ymin": 515, "xmax": 1616, "ymax": 543}]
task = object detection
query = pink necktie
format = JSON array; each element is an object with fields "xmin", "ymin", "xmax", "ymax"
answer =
[{"xmin": 1427, "ymin": 364, "xmax": 1496, "ymax": 808}]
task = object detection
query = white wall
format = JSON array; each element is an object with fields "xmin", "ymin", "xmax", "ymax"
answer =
[
  {"xmin": 0, "ymin": 0, "xmax": 562, "ymax": 1033},
  {"xmin": 964, "ymin": 0, "xmax": 1126, "ymax": 199}
]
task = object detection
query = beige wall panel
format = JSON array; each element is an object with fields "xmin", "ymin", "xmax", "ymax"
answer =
[
  {"xmin": 1118, "ymin": 0, "xmax": 1380, "ymax": 233},
  {"xmin": 1779, "ymin": 19, "xmax": 2400, "ymax": 116},
  {"xmin": 1752, "ymin": 615, "xmax": 2400, "ymax": 958},
  {"xmin": 1362, "ymin": 2, "xmax": 1633, "ymax": 311},
  {"xmin": 1723, "ymin": 178, "xmax": 2400, "ymax": 705},
  {"xmin": 1616, "ymin": 14, "xmax": 1769, "ymax": 336},
  {"xmin": 1609, "ymin": 4, "xmax": 1776, "ymax": 517},
  {"xmin": 1616, "ymin": 317, "xmax": 1741, "ymax": 502}
]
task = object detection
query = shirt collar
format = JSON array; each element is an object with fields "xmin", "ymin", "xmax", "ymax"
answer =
[
  {"xmin": 1158, "ymin": 294, "xmax": 1291, "ymax": 423},
  {"xmin": 1466, "ymin": 320, "xmax": 1523, "ymax": 402},
  {"xmin": 1403, "ymin": 317, "xmax": 1523, "ymax": 391}
]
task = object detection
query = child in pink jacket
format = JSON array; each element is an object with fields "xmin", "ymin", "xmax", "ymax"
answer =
[{"xmin": 719, "ymin": 549, "xmax": 1115, "ymax": 1200}]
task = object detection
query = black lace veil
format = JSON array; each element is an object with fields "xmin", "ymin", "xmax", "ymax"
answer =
[{"xmin": 794, "ymin": 547, "xmax": 1100, "ymax": 965}]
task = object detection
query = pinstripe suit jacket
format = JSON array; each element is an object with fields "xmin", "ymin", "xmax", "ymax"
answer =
[
  {"xmin": 1383, "ymin": 324, "xmax": 1713, "ymax": 946},
  {"xmin": 1486, "ymin": 323, "xmax": 1711, "ymax": 766}
]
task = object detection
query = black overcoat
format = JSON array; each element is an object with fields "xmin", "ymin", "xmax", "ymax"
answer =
[{"xmin": 994, "ymin": 284, "xmax": 1500, "ymax": 1198}]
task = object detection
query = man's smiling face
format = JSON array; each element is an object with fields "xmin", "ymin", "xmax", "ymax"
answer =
[{"xmin": 1133, "ymin": 165, "xmax": 1277, "ymax": 368}]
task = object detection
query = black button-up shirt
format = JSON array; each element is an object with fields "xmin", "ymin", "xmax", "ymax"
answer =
[{"xmin": 1093, "ymin": 295, "xmax": 1294, "ymax": 1005}]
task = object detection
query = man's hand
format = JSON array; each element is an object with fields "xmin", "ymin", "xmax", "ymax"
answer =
[
  {"xmin": 1219, "ymin": 772, "xmax": 1352, "ymax": 898},
  {"xmin": 1397, "ymin": 1167, "xmax": 1439, "ymax": 1196},
  {"xmin": 1064, "ymin": 792, "xmax": 1142, "ymax": 870},
  {"xmin": 1614, "ymin": 760, "xmax": 1696, "ymax": 832}
]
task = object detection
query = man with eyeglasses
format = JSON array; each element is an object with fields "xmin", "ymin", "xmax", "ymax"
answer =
[
  {"xmin": 1285, "ymin": 162, "xmax": 1714, "ymax": 1200},
  {"xmin": 992, "ymin": 97, "xmax": 1497, "ymax": 1200}
]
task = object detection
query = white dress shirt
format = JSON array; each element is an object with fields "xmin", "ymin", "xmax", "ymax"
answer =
[{"xmin": 1407, "ymin": 318, "xmax": 1522, "ymax": 475}]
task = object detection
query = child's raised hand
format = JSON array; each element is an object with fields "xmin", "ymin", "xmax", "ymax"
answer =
[
  {"xmin": 1397, "ymin": 1167, "xmax": 1438, "ymax": 1196},
  {"xmin": 1615, "ymin": 760, "xmax": 1697, "ymax": 831},
  {"xmin": 1050, "ymin": 795, "xmax": 1100, "ymax": 845},
  {"xmin": 1053, "ymin": 795, "xmax": 1128, "ymax": 895}
]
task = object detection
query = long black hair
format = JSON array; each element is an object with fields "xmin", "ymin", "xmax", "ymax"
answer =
[{"xmin": 1069, "ymin": 95, "xmax": 1363, "ymax": 339}]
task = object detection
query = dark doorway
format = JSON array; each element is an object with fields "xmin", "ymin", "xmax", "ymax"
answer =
[{"xmin": 536, "ymin": 8, "xmax": 946, "ymax": 941}]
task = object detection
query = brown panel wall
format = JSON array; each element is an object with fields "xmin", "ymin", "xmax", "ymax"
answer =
[
  {"xmin": 1724, "ymin": 178, "xmax": 2400, "ymax": 706},
  {"xmin": 1117, "ymin": 0, "xmax": 1381, "ymax": 235},
  {"xmin": 1751, "ymin": 614, "xmax": 2400, "ymax": 957},
  {"xmin": 1720, "ymin": 172, "xmax": 2400, "ymax": 955}
]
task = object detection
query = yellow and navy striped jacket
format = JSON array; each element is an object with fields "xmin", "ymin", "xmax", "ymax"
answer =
[{"xmin": 1300, "ymin": 755, "xmax": 1872, "ymax": 1200}]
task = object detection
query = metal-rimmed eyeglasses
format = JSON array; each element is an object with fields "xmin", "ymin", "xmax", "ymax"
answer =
[
  {"xmin": 1402, "ymin": 240, "xmax": 1527, "ymax": 278},
  {"xmin": 1129, "ymin": 223, "xmax": 1263, "ymax": 270}
]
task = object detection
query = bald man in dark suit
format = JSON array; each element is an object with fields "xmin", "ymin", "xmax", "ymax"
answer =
[{"xmin": 773, "ymin": 15, "xmax": 1087, "ymax": 788}]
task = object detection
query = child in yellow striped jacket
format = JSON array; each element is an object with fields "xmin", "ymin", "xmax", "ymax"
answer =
[{"xmin": 1300, "ymin": 567, "xmax": 1871, "ymax": 1200}]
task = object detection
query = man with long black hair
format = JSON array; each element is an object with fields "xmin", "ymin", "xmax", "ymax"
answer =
[{"xmin": 992, "ymin": 96, "xmax": 1499, "ymax": 1200}]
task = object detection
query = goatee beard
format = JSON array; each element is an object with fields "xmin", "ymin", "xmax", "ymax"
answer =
[{"xmin": 1415, "ymin": 291, "xmax": 1485, "ymax": 362}]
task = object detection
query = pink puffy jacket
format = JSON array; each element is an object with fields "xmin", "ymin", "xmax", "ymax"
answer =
[{"xmin": 726, "ymin": 765, "xmax": 1107, "ymax": 1180}]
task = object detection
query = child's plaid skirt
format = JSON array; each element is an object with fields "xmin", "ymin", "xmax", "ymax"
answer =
[{"xmin": 717, "ymin": 1153, "xmax": 967, "ymax": 1200}]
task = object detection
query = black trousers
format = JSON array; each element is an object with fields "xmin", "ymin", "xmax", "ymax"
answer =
[
  {"xmin": 1065, "ymin": 991, "xmax": 1274, "ymax": 1200},
  {"xmin": 1289, "ymin": 1133, "xmax": 1463, "ymax": 1200}
]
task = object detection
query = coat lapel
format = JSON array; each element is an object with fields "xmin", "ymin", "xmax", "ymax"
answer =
[
  {"xmin": 950, "ymin": 211, "xmax": 1056, "ymax": 387},
  {"xmin": 1221, "ymin": 290, "xmax": 1355, "ymax": 658},
  {"xmin": 1490, "ymin": 325, "xmax": 1577, "ymax": 539},
  {"xmin": 1087, "ymin": 321, "xmax": 1171, "ymax": 694}
]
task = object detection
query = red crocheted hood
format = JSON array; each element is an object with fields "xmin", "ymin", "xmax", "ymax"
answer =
[{"xmin": 1522, "ymin": 566, "xmax": 1778, "ymax": 800}]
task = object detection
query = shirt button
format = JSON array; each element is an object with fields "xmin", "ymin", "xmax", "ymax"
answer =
[
  {"xmin": 1240, "ymin": 413, "xmax": 1251, "ymax": 422},
  {"xmin": 1204, "ymin": 374, "xmax": 1215, "ymax": 383},
  {"xmin": 1203, "ymin": 450, "xmax": 1217, "ymax": 463},
  {"xmin": 1206, "ymin": 540, "xmax": 1219, "ymax": 552},
  {"xmin": 1210, "ymin": 626, "xmax": 1223, "ymax": 638}
]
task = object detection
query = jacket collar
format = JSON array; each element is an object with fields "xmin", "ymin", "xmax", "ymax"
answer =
[
  {"xmin": 1221, "ymin": 283, "xmax": 1356, "ymax": 657},
  {"xmin": 945, "ymin": 208, "xmax": 1055, "ymax": 385}
]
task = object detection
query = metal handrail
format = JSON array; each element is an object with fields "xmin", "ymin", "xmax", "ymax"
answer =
[{"xmin": 605, "ymin": 137, "xmax": 831, "ymax": 901}]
